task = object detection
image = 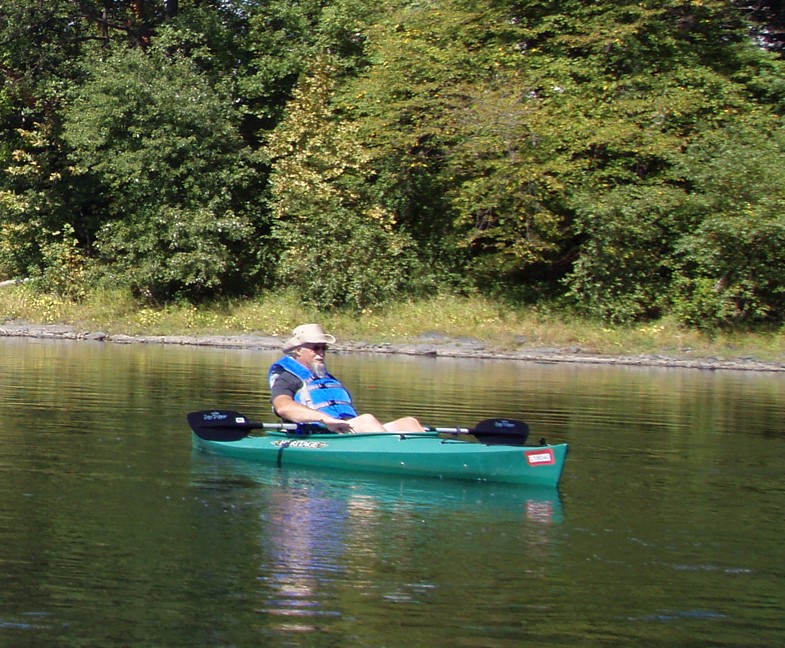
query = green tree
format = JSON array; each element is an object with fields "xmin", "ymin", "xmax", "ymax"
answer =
[
  {"xmin": 521, "ymin": 0, "xmax": 785, "ymax": 321},
  {"xmin": 671, "ymin": 121, "xmax": 785, "ymax": 327},
  {"xmin": 0, "ymin": 0, "xmax": 182, "ymax": 286},
  {"xmin": 341, "ymin": 0, "xmax": 515, "ymax": 287},
  {"xmin": 3, "ymin": 0, "xmax": 785, "ymax": 327},
  {"xmin": 267, "ymin": 61, "xmax": 419, "ymax": 310},
  {"xmin": 63, "ymin": 45, "xmax": 268, "ymax": 301},
  {"xmin": 264, "ymin": 0, "xmax": 785, "ymax": 317},
  {"xmin": 241, "ymin": 0, "xmax": 372, "ymax": 134},
  {"xmin": 0, "ymin": 0, "xmax": 94, "ymax": 282}
]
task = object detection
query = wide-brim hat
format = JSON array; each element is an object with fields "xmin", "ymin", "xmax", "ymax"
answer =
[{"xmin": 283, "ymin": 323, "xmax": 337, "ymax": 352}]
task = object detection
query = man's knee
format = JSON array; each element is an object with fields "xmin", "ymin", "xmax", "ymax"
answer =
[{"xmin": 350, "ymin": 413, "xmax": 385, "ymax": 432}]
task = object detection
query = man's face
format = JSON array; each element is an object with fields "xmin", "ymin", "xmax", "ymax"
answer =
[{"xmin": 296, "ymin": 344, "xmax": 328, "ymax": 375}]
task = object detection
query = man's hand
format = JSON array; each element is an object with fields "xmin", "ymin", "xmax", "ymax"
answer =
[{"xmin": 321, "ymin": 418, "xmax": 353, "ymax": 433}]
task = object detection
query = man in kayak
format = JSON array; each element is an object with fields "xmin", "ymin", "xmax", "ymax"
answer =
[{"xmin": 269, "ymin": 323, "xmax": 426, "ymax": 434}]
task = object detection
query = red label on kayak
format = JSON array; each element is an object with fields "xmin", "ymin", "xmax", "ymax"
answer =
[{"xmin": 525, "ymin": 448, "xmax": 555, "ymax": 466}]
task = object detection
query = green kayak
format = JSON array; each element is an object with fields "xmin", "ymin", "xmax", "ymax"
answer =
[{"xmin": 188, "ymin": 410, "xmax": 568, "ymax": 487}]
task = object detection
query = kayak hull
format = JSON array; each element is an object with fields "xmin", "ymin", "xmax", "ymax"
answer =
[{"xmin": 192, "ymin": 430, "xmax": 568, "ymax": 487}]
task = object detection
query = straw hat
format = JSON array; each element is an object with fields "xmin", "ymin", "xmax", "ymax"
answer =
[{"xmin": 283, "ymin": 323, "xmax": 336, "ymax": 352}]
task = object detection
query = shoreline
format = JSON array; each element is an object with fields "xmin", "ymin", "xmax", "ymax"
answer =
[{"xmin": 2, "ymin": 320, "xmax": 784, "ymax": 373}]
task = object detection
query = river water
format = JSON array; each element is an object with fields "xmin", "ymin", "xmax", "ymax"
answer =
[{"xmin": 1, "ymin": 338, "xmax": 783, "ymax": 647}]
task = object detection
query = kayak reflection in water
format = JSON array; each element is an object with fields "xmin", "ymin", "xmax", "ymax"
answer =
[{"xmin": 268, "ymin": 323, "xmax": 425, "ymax": 434}]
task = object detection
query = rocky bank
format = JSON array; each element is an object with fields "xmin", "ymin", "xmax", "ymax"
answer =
[{"xmin": 2, "ymin": 319, "xmax": 784, "ymax": 373}]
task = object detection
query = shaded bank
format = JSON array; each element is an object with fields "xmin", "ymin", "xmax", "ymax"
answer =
[{"xmin": 2, "ymin": 320, "xmax": 784, "ymax": 373}]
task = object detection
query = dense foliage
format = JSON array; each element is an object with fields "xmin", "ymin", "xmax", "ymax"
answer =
[{"xmin": 1, "ymin": 0, "xmax": 784, "ymax": 327}]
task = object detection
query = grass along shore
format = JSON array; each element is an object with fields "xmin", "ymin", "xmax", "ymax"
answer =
[{"xmin": 1, "ymin": 284, "xmax": 784, "ymax": 365}]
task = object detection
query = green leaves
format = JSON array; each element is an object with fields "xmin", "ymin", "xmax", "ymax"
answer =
[
  {"xmin": 63, "ymin": 45, "xmax": 265, "ymax": 302},
  {"xmin": 2, "ymin": 0, "xmax": 785, "ymax": 327},
  {"xmin": 672, "ymin": 121, "xmax": 785, "ymax": 326},
  {"xmin": 566, "ymin": 185, "xmax": 687, "ymax": 323},
  {"xmin": 267, "ymin": 63, "xmax": 418, "ymax": 310}
]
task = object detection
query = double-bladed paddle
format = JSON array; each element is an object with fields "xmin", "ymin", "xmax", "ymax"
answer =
[{"xmin": 187, "ymin": 409, "xmax": 530, "ymax": 446}]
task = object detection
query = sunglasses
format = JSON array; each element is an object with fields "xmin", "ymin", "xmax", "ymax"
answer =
[{"xmin": 304, "ymin": 344, "xmax": 327, "ymax": 353}]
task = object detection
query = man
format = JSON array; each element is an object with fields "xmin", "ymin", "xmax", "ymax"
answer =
[{"xmin": 268, "ymin": 323, "xmax": 425, "ymax": 433}]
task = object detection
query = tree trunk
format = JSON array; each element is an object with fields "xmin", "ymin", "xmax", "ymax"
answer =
[{"xmin": 165, "ymin": 0, "xmax": 179, "ymax": 21}]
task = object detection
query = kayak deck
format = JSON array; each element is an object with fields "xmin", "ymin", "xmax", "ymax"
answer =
[{"xmin": 192, "ymin": 430, "xmax": 568, "ymax": 487}]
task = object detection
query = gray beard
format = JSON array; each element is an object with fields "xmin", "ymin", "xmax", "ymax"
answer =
[{"xmin": 313, "ymin": 361, "xmax": 328, "ymax": 379}]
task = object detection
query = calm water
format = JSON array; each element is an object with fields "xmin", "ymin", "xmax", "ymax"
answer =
[{"xmin": 1, "ymin": 338, "xmax": 784, "ymax": 647}]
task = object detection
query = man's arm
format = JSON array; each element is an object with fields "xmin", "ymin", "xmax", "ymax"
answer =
[{"xmin": 272, "ymin": 394, "xmax": 351, "ymax": 432}]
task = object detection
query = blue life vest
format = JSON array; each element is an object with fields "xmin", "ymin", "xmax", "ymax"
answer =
[{"xmin": 268, "ymin": 355, "xmax": 358, "ymax": 420}]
